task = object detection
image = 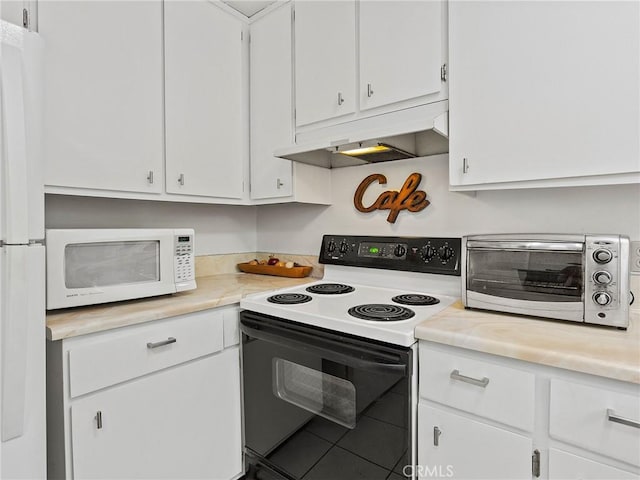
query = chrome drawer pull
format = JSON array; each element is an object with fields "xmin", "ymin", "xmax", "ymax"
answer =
[
  {"xmin": 450, "ymin": 369, "xmax": 490, "ymax": 388},
  {"xmin": 607, "ymin": 409, "xmax": 640, "ymax": 429},
  {"xmin": 146, "ymin": 337, "xmax": 177, "ymax": 349}
]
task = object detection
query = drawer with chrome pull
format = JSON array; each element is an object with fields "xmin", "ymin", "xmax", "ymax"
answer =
[
  {"xmin": 419, "ymin": 344, "xmax": 535, "ymax": 431},
  {"xmin": 550, "ymin": 378, "xmax": 640, "ymax": 466},
  {"xmin": 67, "ymin": 309, "xmax": 224, "ymax": 397}
]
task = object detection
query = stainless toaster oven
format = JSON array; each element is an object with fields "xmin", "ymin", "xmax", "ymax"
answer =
[{"xmin": 462, "ymin": 234, "xmax": 630, "ymax": 328}]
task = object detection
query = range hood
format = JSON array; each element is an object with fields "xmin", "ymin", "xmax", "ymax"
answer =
[{"xmin": 274, "ymin": 101, "xmax": 449, "ymax": 168}]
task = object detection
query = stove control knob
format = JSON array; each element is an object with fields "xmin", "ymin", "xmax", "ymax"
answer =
[
  {"xmin": 339, "ymin": 241, "xmax": 349, "ymax": 254},
  {"xmin": 394, "ymin": 245, "xmax": 407, "ymax": 257},
  {"xmin": 593, "ymin": 271, "xmax": 612, "ymax": 285},
  {"xmin": 421, "ymin": 245, "xmax": 436, "ymax": 261},
  {"xmin": 593, "ymin": 291, "xmax": 612, "ymax": 306},
  {"xmin": 593, "ymin": 248, "xmax": 613, "ymax": 264},
  {"xmin": 327, "ymin": 240, "xmax": 336, "ymax": 253},
  {"xmin": 438, "ymin": 246, "xmax": 454, "ymax": 261}
]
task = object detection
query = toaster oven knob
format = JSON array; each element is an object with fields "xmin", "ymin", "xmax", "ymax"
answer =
[
  {"xmin": 593, "ymin": 271, "xmax": 612, "ymax": 285},
  {"xmin": 593, "ymin": 292, "xmax": 612, "ymax": 306},
  {"xmin": 593, "ymin": 248, "xmax": 613, "ymax": 264},
  {"xmin": 394, "ymin": 244, "xmax": 407, "ymax": 257},
  {"xmin": 327, "ymin": 240, "xmax": 336, "ymax": 253},
  {"xmin": 339, "ymin": 241, "xmax": 349, "ymax": 254}
]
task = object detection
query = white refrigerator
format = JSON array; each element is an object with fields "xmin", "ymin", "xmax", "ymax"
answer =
[{"xmin": 0, "ymin": 19, "xmax": 46, "ymax": 479}]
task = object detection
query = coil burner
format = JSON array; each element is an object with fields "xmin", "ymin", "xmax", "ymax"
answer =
[
  {"xmin": 347, "ymin": 304, "xmax": 415, "ymax": 322},
  {"xmin": 391, "ymin": 294, "xmax": 440, "ymax": 306},
  {"xmin": 267, "ymin": 293, "xmax": 313, "ymax": 305},
  {"xmin": 306, "ymin": 283, "xmax": 355, "ymax": 295}
]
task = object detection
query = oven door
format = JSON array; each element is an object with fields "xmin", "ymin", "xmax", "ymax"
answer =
[
  {"xmin": 464, "ymin": 241, "xmax": 584, "ymax": 321},
  {"xmin": 240, "ymin": 311, "xmax": 412, "ymax": 480}
]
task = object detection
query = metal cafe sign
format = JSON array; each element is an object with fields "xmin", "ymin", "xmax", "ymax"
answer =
[{"xmin": 354, "ymin": 172, "xmax": 430, "ymax": 223}]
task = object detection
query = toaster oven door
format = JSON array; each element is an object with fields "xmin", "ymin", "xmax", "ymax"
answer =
[{"xmin": 465, "ymin": 245, "xmax": 584, "ymax": 321}]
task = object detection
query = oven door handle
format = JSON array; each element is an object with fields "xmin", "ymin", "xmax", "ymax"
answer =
[{"xmin": 240, "ymin": 319, "xmax": 408, "ymax": 376}]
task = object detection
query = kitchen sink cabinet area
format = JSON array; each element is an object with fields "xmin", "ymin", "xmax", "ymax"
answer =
[
  {"xmin": 448, "ymin": 1, "xmax": 640, "ymax": 190},
  {"xmin": 292, "ymin": 0, "xmax": 447, "ymax": 132},
  {"xmin": 417, "ymin": 342, "xmax": 640, "ymax": 480},
  {"xmin": 46, "ymin": 306, "xmax": 243, "ymax": 480},
  {"xmin": 40, "ymin": 0, "xmax": 248, "ymax": 204}
]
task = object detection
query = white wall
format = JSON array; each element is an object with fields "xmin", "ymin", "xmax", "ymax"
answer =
[
  {"xmin": 45, "ymin": 195, "xmax": 258, "ymax": 256},
  {"xmin": 257, "ymin": 154, "xmax": 640, "ymax": 254}
]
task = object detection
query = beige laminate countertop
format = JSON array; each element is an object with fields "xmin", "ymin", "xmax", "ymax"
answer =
[
  {"xmin": 415, "ymin": 301, "xmax": 640, "ymax": 384},
  {"xmin": 46, "ymin": 273, "xmax": 315, "ymax": 341}
]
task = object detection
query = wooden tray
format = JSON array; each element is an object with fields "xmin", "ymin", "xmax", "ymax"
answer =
[{"xmin": 237, "ymin": 262, "xmax": 312, "ymax": 278}]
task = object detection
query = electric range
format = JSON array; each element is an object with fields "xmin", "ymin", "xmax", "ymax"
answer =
[
  {"xmin": 239, "ymin": 235, "xmax": 462, "ymax": 480},
  {"xmin": 241, "ymin": 234, "xmax": 462, "ymax": 347}
]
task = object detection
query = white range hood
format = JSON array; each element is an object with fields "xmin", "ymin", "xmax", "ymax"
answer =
[{"xmin": 274, "ymin": 101, "xmax": 449, "ymax": 168}]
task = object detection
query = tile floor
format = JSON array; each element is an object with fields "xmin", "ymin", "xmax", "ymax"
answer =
[{"xmin": 253, "ymin": 382, "xmax": 411, "ymax": 480}]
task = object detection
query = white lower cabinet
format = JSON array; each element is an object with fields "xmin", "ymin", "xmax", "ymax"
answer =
[
  {"xmin": 47, "ymin": 306, "xmax": 243, "ymax": 480},
  {"xmin": 549, "ymin": 449, "xmax": 639, "ymax": 480},
  {"xmin": 418, "ymin": 342, "xmax": 640, "ymax": 480},
  {"xmin": 418, "ymin": 404, "xmax": 533, "ymax": 479}
]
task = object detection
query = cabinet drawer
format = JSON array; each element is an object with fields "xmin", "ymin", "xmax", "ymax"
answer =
[
  {"xmin": 549, "ymin": 378, "xmax": 640, "ymax": 466},
  {"xmin": 68, "ymin": 310, "xmax": 224, "ymax": 397},
  {"xmin": 419, "ymin": 345, "xmax": 535, "ymax": 431},
  {"xmin": 549, "ymin": 448, "xmax": 638, "ymax": 480}
]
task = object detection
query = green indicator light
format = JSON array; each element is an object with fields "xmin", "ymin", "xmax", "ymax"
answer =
[{"xmin": 369, "ymin": 247, "xmax": 379, "ymax": 254}]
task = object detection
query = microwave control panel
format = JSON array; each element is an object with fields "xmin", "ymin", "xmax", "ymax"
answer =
[{"xmin": 174, "ymin": 233, "xmax": 195, "ymax": 283}]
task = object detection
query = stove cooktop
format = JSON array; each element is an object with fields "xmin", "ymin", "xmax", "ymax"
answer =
[
  {"xmin": 241, "ymin": 235, "xmax": 462, "ymax": 347},
  {"xmin": 242, "ymin": 279, "xmax": 457, "ymax": 347}
]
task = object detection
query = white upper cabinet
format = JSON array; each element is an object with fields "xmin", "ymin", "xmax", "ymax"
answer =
[
  {"xmin": 40, "ymin": 1, "xmax": 164, "ymax": 194},
  {"xmin": 449, "ymin": 1, "xmax": 640, "ymax": 189},
  {"xmin": 294, "ymin": 0, "xmax": 356, "ymax": 127},
  {"xmin": 250, "ymin": 4, "xmax": 294, "ymax": 199},
  {"xmin": 250, "ymin": 3, "xmax": 331, "ymax": 204},
  {"xmin": 1, "ymin": 0, "xmax": 26, "ymax": 28},
  {"xmin": 359, "ymin": 1, "xmax": 444, "ymax": 111},
  {"xmin": 164, "ymin": 0, "xmax": 245, "ymax": 199}
]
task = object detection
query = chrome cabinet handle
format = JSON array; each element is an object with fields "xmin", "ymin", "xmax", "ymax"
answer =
[
  {"xmin": 367, "ymin": 83, "xmax": 374, "ymax": 98},
  {"xmin": 450, "ymin": 369, "xmax": 490, "ymax": 388},
  {"xmin": 146, "ymin": 170, "xmax": 154, "ymax": 184},
  {"xmin": 96, "ymin": 411, "xmax": 103, "ymax": 429},
  {"xmin": 433, "ymin": 426, "xmax": 442, "ymax": 446},
  {"xmin": 276, "ymin": 178, "xmax": 284, "ymax": 189},
  {"xmin": 147, "ymin": 337, "xmax": 177, "ymax": 349},
  {"xmin": 337, "ymin": 92, "xmax": 345, "ymax": 105},
  {"xmin": 178, "ymin": 174, "xmax": 185, "ymax": 186},
  {"xmin": 607, "ymin": 409, "xmax": 640, "ymax": 429},
  {"xmin": 462, "ymin": 157, "xmax": 469, "ymax": 174}
]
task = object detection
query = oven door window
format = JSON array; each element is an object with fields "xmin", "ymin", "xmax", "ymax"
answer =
[
  {"xmin": 467, "ymin": 249, "xmax": 583, "ymax": 302},
  {"xmin": 273, "ymin": 358, "xmax": 356, "ymax": 429},
  {"xmin": 64, "ymin": 241, "xmax": 160, "ymax": 288}
]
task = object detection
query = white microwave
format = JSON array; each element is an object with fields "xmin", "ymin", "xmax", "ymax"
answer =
[{"xmin": 46, "ymin": 229, "xmax": 197, "ymax": 310}]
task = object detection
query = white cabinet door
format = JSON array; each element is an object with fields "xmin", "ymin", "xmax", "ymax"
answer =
[
  {"xmin": 449, "ymin": 1, "xmax": 640, "ymax": 187},
  {"xmin": 359, "ymin": 1, "xmax": 443, "ymax": 111},
  {"xmin": 549, "ymin": 449, "xmax": 638, "ymax": 480},
  {"xmin": 164, "ymin": 0, "xmax": 244, "ymax": 199},
  {"xmin": 70, "ymin": 348, "xmax": 242, "ymax": 479},
  {"xmin": 39, "ymin": 1, "xmax": 164, "ymax": 194},
  {"xmin": 1, "ymin": 0, "xmax": 25, "ymax": 27},
  {"xmin": 294, "ymin": 0, "xmax": 356, "ymax": 126},
  {"xmin": 418, "ymin": 404, "xmax": 533, "ymax": 480},
  {"xmin": 250, "ymin": 4, "xmax": 294, "ymax": 200}
]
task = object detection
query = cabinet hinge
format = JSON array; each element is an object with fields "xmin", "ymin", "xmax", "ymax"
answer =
[
  {"xmin": 440, "ymin": 63, "xmax": 447, "ymax": 82},
  {"xmin": 532, "ymin": 449, "xmax": 540, "ymax": 478}
]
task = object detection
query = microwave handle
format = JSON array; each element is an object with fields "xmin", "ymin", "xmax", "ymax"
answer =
[
  {"xmin": 466, "ymin": 241, "xmax": 584, "ymax": 252},
  {"xmin": 240, "ymin": 318, "xmax": 407, "ymax": 376}
]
